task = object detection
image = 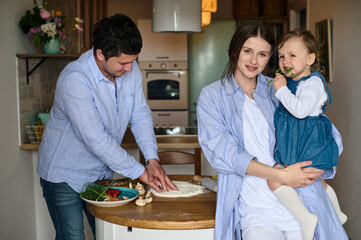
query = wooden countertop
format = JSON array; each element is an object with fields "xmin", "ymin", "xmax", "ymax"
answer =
[
  {"xmin": 20, "ymin": 129, "xmax": 200, "ymax": 150},
  {"xmin": 87, "ymin": 175, "xmax": 216, "ymax": 230}
]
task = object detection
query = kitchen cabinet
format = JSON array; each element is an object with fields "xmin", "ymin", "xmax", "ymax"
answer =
[{"xmin": 137, "ymin": 19, "xmax": 188, "ymax": 61}]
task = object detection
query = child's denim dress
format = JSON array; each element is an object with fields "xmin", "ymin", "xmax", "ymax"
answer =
[{"xmin": 274, "ymin": 70, "xmax": 339, "ymax": 170}]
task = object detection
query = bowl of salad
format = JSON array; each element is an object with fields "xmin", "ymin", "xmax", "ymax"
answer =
[{"xmin": 80, "ymin": 182, "xmax": 139, "ymax": 207}]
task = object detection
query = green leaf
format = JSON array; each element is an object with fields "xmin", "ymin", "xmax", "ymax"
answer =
[{"xmin": 80, "ymin": 180, "xmax": 116, "ymax": 202}]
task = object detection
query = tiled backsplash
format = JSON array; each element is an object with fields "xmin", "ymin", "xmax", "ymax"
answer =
[{"xmin": 18, "ymin": 57, "xmax": 73, "ymax": 143}]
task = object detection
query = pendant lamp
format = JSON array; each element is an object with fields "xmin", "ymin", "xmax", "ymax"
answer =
[{"xmin": 202, "ymin": 0, "xmax": 217, "ymax": 26}]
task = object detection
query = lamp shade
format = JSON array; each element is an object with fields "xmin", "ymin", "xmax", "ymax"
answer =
[{"xmin": 152, "ymin": 0, "xmax": 202, "ymax": 32}]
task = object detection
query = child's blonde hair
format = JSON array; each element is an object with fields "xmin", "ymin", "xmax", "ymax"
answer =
[{"xmin": 278, "ymin": 28, "xmax": 319, "ymax": 72}]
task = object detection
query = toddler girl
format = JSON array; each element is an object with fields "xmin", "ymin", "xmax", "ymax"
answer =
[{"xmin": 268, "ymin": 28, "xmax": 347, "ymax": 240}]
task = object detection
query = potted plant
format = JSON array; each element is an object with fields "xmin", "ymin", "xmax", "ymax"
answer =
[{"xmin": 19, "ymin": 0, "xmax": 83, "ymax": 54}]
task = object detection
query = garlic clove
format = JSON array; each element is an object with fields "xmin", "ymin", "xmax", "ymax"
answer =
[{"xmin": 145, "ymin": 196, "xmax": 153, "ymax": 203}]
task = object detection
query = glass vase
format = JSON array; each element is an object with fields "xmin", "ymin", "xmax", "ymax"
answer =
[{"xmin": 44, "ymin": 38, "xmax": 60, "ymax": 54}]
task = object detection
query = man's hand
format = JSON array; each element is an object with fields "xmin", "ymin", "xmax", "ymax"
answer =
[
  {"xmin": 273, "ymin": 73, "xmax": 287, "ymax": 91},
  {"xmin": 139, "ymin": 169, "xmax": 161, "ymax": 192},
  {"xmin": 144, "ymin": 158, "xmax": 177, "ymax": 192}
]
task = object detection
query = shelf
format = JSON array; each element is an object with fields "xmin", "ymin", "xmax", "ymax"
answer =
[
  {"xmin": 16, "ymin": 54, "xmax": 80, "ymax": 58},
  {"xmin": 16, "ymin": 53, "xmax": 80, "ymax": 84}
]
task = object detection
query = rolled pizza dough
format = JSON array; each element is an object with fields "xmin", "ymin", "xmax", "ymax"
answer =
[{"xmin": 150, "ymin": 181, "xmax": 206, "ymax": 198}]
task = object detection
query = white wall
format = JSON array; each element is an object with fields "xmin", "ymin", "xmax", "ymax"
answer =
[
  {"xmin": 308, "ymin": 0, "xmax": 361, "ymax": 239},
  {"xmin": 0, "ymin": 0, "xmax": 38, "ymax": 239}
]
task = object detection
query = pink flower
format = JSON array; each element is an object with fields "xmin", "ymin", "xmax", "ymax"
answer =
[
  {"xmin": 74, "ymin": 24, "xmax": 84, "ymax": 32},
  {"xmin": 57, "ymin": 30, "xmax": 67, "ymax": 39},
  {"xmin": 28, "ymin": 26, "xmax": 42, "ymax": 38},
  {"xmin": 40, "ymin": 9, "xmax": 51, "ymax": 21},
  {"xmin": 75, "ymin": 17, "xmax": 84, "ymax": 23}
]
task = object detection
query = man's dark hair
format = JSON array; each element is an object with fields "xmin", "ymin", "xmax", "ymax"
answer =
[{"xmin": 93, "ymin": 14, "xmax": 142, "ymax": 60}]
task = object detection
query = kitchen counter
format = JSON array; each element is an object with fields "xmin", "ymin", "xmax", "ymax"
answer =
[
  {"xmin": 88, "ymin": 175, "xmax": 216, "ymax": 239},
  {"xmin": 19, "ymin": 128, "xmax": 200, "ymax": 150}
]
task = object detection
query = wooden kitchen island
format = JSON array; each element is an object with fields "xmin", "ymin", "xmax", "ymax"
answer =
[{"xmin": 87, "ymin": 175, "xmax": 216, "ymax": 240}]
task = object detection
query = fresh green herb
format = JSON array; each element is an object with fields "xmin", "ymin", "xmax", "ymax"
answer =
[
  {"xmin": 282, "ymin": 67, "xmax": 295, "ymax": 76},
  {"xmin": 80, "ymin": 180, "xmax": 115, "ymax": 201},
  {"xmin": 266, "ymin": 78, "xmax": 273, "ymax": 87},
  {"xmin": 266, "ymin": 68, "xmax": 295, "ymax": 87}
]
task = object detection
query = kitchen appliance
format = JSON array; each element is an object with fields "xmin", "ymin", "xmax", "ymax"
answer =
[
  {"xmin": 137, "ymin": 19, "xmax": 189, "ymax": 127},
  {"xmin": 139, "ymin": 61, "xmax": 189, "ymax": 127},
  {"xmin": 152, "ymin": 0, "xmax": 202, "ymax": 33}
]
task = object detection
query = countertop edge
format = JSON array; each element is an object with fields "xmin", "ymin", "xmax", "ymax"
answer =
[{"xmin": 20, "ymin": 136, "xmax": 200, "ymax": 151}]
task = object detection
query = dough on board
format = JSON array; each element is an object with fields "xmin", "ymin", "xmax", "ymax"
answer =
[{"xmin": 150, "ymin": 181, "xmax": 206, "ymax": 198}]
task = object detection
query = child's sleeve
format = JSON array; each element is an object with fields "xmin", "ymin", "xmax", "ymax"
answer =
[{"xmin": 275, "ymin": 77, "xmax": 327, "ymax": 119}]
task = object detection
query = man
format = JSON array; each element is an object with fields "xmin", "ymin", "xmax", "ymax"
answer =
[{"xmin": 38, "ymin": 14, "xmax": 177, "ymax": 239}]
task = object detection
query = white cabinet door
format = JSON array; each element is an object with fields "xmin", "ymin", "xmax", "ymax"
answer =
[
  {"xmin": 137, "ymin": 19, "xmax": 187, "ymax": 61},
  {"xmin": 96, "ymin": 218, "xmax": 214, "ymax": 240}
]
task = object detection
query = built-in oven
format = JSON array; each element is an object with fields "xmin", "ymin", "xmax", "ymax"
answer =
[{"xmin": 139, "ymin": 61, "xmax": 188, "ymax": 127}]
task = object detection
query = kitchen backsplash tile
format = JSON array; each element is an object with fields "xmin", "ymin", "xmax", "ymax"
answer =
[{"xmin": 18, "ymin": 57, "xmax": 72, "ymax": 143}]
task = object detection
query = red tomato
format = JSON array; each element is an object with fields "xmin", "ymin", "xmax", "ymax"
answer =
[
  {"xmin": 112, "ymin": 189, "xmax": 121, "ymax": 197},
  {"xmin": 106, "ymin": 189, "xmax": 113, "ymax": 197}
]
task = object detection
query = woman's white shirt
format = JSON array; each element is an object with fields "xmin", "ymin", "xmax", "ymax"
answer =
[{"xmin": 239, "ymin": 94, "xmax": 301, "ymax": 231}]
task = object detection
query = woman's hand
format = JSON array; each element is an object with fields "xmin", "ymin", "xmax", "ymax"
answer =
[
  {"xmin": 280, "ymin": 161, "xmax": 324, "ymax": 188},
  {"xmin": 246, "ymin": 160, "xmax": 323, "ymax": 189},
  {"xmin": 273, "ymin": 73, "xmax": 287, "ymax": 91}
]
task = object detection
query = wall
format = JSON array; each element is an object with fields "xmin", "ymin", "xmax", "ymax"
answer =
[
  {"xmin": 0, "ymin": 0, "xmax": 38, "ymax": 239},
  {"xmin": 18, "ymin": 58, "xmax": 70, "ymax": 143},
  {"xmin": 308, "ymin": 0, "xmax": 361, "ymax": 239}
]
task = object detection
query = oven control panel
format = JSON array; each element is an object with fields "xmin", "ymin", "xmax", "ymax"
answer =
[
  {"xmin": 151, "ymin": 110, "xmax": 189, "ymax": 127},
  {"xmin": 139, "ymin": 61, "xmax": 188, "ymax": 70}
]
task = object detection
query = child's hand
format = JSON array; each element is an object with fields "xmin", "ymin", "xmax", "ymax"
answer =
[{"xmin": 273, "ymin": 73, "xmax": 287, "ymax": 91}]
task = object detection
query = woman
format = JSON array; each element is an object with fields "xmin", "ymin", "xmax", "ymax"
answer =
[{"xmin": 197, "ymin": 20, "xmax": 346, "ymax": 240}]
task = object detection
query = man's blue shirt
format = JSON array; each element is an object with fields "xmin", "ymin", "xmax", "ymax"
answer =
[{"xmin": 38, "ymin": 49, "xmax": 158, "ymax": 192}]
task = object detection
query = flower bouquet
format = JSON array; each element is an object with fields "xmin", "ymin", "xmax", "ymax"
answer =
[{"xmin": 19, "ymin": 0, "xmax": 83, "ymax": 53}]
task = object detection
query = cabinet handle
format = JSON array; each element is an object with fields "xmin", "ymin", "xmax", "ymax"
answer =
[
  {"xmin": 158, "ymin": 113, "xmax": 170, "ymax": 116},
  {"xmin": 146, "ymin": 71, "xmax": 181, "ymax": 78}
]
